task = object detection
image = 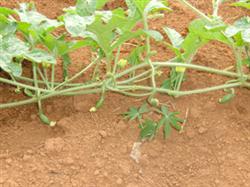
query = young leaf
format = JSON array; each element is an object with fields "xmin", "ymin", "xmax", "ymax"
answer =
[
  {"xmin": 163, "ymin": 27, "xmax": 184, "ymax": 48},
  {"xmin": 231, "ymin": 0, "xmax": 250, "ymax": 9},
  {"xmin": 242, "ymin": 28, "xmax": 250, "ymax": 43},
  {"xmin": 63, "ymin": 14, "xmax": 95, "ymax": 37},
  {"xmin": 140, "ymin": 120, "xmax": 157, "ymax": 140},
  {"xmin": 164, "ymin": 122, "xmax": 171, "ymax": 139},
  {"xmin": 144, "ymin": 0, "xmax": 171, "ymax": 16},
  {"xmin": 17, "ymin": 3, "xmax": 62, "ymax": 32},
  {"xmin": 24, "ymin": 49, "xmax": 56, "ymax": 64},
  {"xmin": 76, "ymin": 0, "xmax": 97, "ymax": 16},
  {"xmin": 124, "ymin": 103, "xmax": 149, "ymax": 121},
  {"xmin": 144, "ymin": 29, "xmax": 163, "ymax": 41},
  {"xmin": 0, "ymin": 7, "xmax": 17, "ymax": 16}
]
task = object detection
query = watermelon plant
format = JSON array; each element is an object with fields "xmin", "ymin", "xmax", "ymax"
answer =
[{"xmin": 0, "ymin": 0, "xmax": 250, "ymax": 140}]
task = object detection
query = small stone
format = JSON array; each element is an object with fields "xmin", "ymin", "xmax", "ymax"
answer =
[
  {"xmin": 0, "ymin": 177, "xmax": 5, "ymax": 184},
  {"xmin": 198, "ymin": 127, "xmax": 207, "ymax": 134},
  {"xmin": 94, "ymin": 170, "xmax": 100, "ymax": 175},
  {"xmin": 116, "ymin": 178, "xmax": 123, "ymax": 185},
  {"xmin": 27, "ymin": 149, "xmax": 33, "ymax": 154},
  {"xmin": 62, "ymin": 157, "xmax": 74, "ymax": 165},
  {"xmin": 5, "ymin": 158, "xmax": 12, "ymax": 164},
  {"xmin": 23, "ymin": 154, "xmax": 31, "ymax": 162},
  {"xmin": 99, "ymin": 130, "xmax": 107, "ymax": 138},
  {"xmin": 215, "ymin": 179, "xmax": 220, "ymax": 184},
  {"xmin": 103, "ymin": 172, "xmax": 108, "ymax": 177}
]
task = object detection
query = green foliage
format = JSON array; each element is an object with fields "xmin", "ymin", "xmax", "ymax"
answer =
[
  {"xmin": 231, "ymin": 0, "xmax": 250, "ymax": 9},
  {"xmin": 0, "ymin": 0, "xmax": 249, "ymax": 141},
  {"xmin": 124, "ymin": 103, "xmax": 183, "ymax": 140},
  {"xmin": 225, "ymin": 17, "xmax": 250, "ymax": 45},
  {"xmin": 124, "ymin": 103, "xmax": 149, "ymax": 121}
]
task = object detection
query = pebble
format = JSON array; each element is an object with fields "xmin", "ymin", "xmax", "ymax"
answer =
[
  {"xmin": 23, "ymin": 154, "xmax": 32, "ymax": 162},
  {"xmin": 215, "ymin": 179, "xmax": 220, "ymax": 184},
  {"xmin": 94, "ymin": 170, "xmax": 100, "ymax": 175},
  {"xmin": 62, "ymin": 157, "xmax": 74, "ymax": 165},
  {"xmin": 5, "ymin": 158, "xmax": 12, "ymax": 164},
  {"xmin": 198, "ymin": 127, "xmax": 207, "ymax": 134},
  {"xmin": 116, "ymin": 178, "xmax": 123, "ymax": 185},
  {"xmin": 0, "ymin": 177, "xmax": 5, "ymax": 184},
  {"xmin": 99, "ymin": 130, "xmax": 108, "ymax": 138}
]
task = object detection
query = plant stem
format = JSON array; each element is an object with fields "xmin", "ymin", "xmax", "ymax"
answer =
[
  {"xmin": 117, "ymin": 82, "xmax": 243, "ymax": 97},
  {"xmin": 51, "ymin": 64, "xmax": 55, "ymax": 88},
  {"xmin": 0, "ymin": 77, "xmax": 51, "ymax": 93},
  {"xmin": 112, "ymin": 45, "xmax": 121, "ymax": 75},
  {"xmin": 115, "ymin": 61, "xmax": 250, "ymax": 80},
  {"xmin": 175, "ymin": 55, "xmax": 194, "ymax": 91},
  {"xmin": 233, "ymin": 47, "xmax": 244, "ymax": 81},
  {"xmin": 53, "ymin": 58, "xmax": 98, "ymax": 90},
  {"xmin": 33, "ymin": 64, "xmax": 43, "ymax": 114},
  {"xmin": 37, "ymin": 66, "xmax": 50, "ymax": 89},
  {"xmin": 143, "ymin": 14, "xmax": 156, "ymax": 90},
  {"xmin": 177, "ymin": 0, "xmax": 212, "ymax": 22},
  {"xmin": 14, "ymin": 75, "xmax": 83, "ymax": 87}
]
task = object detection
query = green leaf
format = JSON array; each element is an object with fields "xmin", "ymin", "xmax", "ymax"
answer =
[
  {"xmin": 63, "ymin": 14, "xmax": 95, "ymax": 37},
  {"xmin": 164, "ymin": 122, "xmax": 171, "ymax": 138},
  {"xmin": 127, "ymin": 46, "xmax": 145, "ymax": 65},
  {"xmin": 144, "ymin": 0, "xmax": 171, "ymax": 16},
  {"xmin": 76, "ymin": 0, "xmax": 97, "ymax": 16},
  {"xmin": 144, "ymin": 29, "xmax": 163, "ymax": 41},
  {"xmin": 87, "ymin": 8, "xmax": 138, "ymax": 57},
  {"xmin": 0, "ymin": 35, "xmax": 29, "ymax": 76},
  {"xmin": 124, "ymin": 103, "xmax": 149, "ymax": 121},
  {"xmin": 188, "ymin": 19, "xmax": 231, "ymax": 45},
  {"xmin": 163, "ymin": 27, "xmax": 184, "ymax": 48},
  {"xmin": 17, "ymin": 3, "xmax": 62, "ymax": 32},
  {"xmin": 140, "ymin": 120, "xmax": 156, "ymax": 140},
  {"xmin": 0, "ymin": 15, "xmax": 17, "ymax": 36},
  {"xmin": 225, "ymin": 26, "xmax": 243, "ymax": 38},
  {"xmin": 242, "ymin": 28, "xmax": 250, "ymax": 43},
  {"xmin": 62, "ymin": 54, "xmax": 71, "ymax": 80},
  {"xmin": 242, "ymin": 57, "xmax": 250, "ymax": 66},
  {"xmin": 24, "ymin": 49, "xmax": 56, "ymax": 64},
  {"xmin": 0, "ymin": 7, "xmax": 16, "ymax": 16},
  {"xmin": 181, "ymin": 33, "xmax": 208, "ymax": 59},
  {"xmin": 231, "ymin": 1, "xmax": 250, "ymax": 9},
  {"xmin": 96, "ymin": 0, "xmax": 109, "ymax": 9},
  {"xmin": 0, "ymin": 54, "xmax": 12, "ymax": 74}
]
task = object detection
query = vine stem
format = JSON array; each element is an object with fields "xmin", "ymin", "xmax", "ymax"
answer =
[
  {"xmin": 53, "ymin": 58, "xmax": 98, "ymax": 90},
  {"xmin": 143, "ymin": 14, "xmax": 156, "ymax": 89},
  {"xmin": 33, "ymin": 64, "xmax": 43, "ymax": 114},
  {"xmin": 0, "ymin": 77, "xmax": 52, "ymax": 93},
  {"xmin": 1, "ymin": 61, "xmax": 250, "ymax": 109},
  {"xmin": 51, "ymin": 64, "xmax": 55, "ymax": 88},
  {"xmin": 115, "ymin": 61, "xmax": 250, "ymax": 80},
  {"xmin": 177, "ymin": 0, "xmax": 212, "ymax": 22}
]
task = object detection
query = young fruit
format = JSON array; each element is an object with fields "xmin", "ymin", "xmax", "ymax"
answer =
[
  {"xmin": 149, "ymin": 98, "xmax": 160, "ymax": 107},
  {"xmin": 118, "ymin": 59, "xmax": 128, "ymax": 69},
  {"xmin": 42, "ymin": 62, "xmax": 51, "ymax": 68}
]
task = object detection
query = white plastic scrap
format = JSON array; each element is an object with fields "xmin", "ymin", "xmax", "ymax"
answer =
[{"xmin": 130, "ymin": 142, "xmax": 142, "ymax": 163}]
